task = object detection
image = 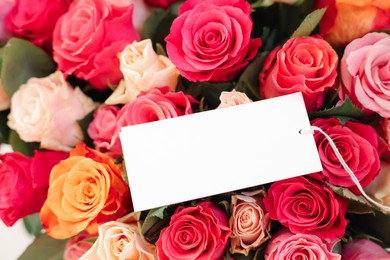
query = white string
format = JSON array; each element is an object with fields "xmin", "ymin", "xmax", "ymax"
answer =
[{"xmin": 301, "ymin": 126, "xmax": 390, "ymax": 213}]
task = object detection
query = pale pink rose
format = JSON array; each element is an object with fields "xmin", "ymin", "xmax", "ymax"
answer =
[
  {"xmin": 0, "ymin": 81, "xmax": 10, "ymax": 111},
  {"xmin": 265, "ymin": 229, "xmax": 341, "ymax": 260},
  {"xmin": 7, "ymin": 71, "xmax": 96, "ymax": 151},
  {"xmin": 229, "ymin": 189, "xmax": 270, "ymax": 256},
  {"xmin": 105, "ymin": 39, "xmax": 179, "ymax": 105},
  {"xmin": 342, "ymin": 238, "xmax": 390, "ymax": 260},
  {"xmin": 64, "ymin": 232, "xmax": 95, "ymax": 260},
  {"xmin": 80, "ymin": 212, "xmax": 157, "ymax": 260},
  {"xmin": 0, "ymin": 0, "xmax": 14, "ymax": 42},
  {"xmin": 340, "ymin": 32, "xmax": 390, "ymax": 117},
  {"xmin": 366, "ymin": 161, "xmax": 390, "ymax": 207},
  {"xmin": 217, "ymin": 90, "xmax": 252, "ymax": 109},
  {"xmin": 87, "ymin": 104, "xmax": 121, "ymax": 157}
]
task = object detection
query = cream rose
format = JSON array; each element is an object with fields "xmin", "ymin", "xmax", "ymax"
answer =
[
  {"xmin": 366, "ymin": 161, "xmax": 390, "ymax": 207},
  {"xmin": 217, "ymin": 90, "xmax": 252, "ymax": 109},
  {"xmin": 105, "ymin": 39, "xmax": 179, "ymax": 105},
  {"xmin": 229, "ymin": 189, "xmax": 270, "ymax": 256},
  {"xmin": 7, "ymin": 71, "xmax": 96, "ymax": 151},
  {"xmin": 80, "ymin": 212, "xmax": 157, "ymax": 260},
  {"xmin": 0, "ymin": 80, "xmax": 10, "ymax": 111}
]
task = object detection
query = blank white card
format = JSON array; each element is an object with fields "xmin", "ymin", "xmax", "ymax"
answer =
[{"xmin": 120, "ymin": 92, "xmax": 323, "ymax": 212}]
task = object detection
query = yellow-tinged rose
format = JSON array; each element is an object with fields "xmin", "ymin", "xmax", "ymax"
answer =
[{"xmin": 40, "ymin": 143, "xmax": 132, "ymax": 239}]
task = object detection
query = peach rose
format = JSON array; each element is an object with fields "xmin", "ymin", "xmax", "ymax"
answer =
[
  {"xmin": 229, "ymin": 189, "xmax": 270, "ymax": 256},
  {"xmin": 217, "ymin": 90, "xmax": 252, "ymax": 109},
  {"xmin": 7, "ymin": 71, "xmax": 96, "ymax": 151},
  {"xmin": 80, "ymin": 212, "xmax": 157, "ymax": 260},
  {"xmin": 366, "ymin": 161, "xmax": 390, "ymax": 207},
  {"xmin": 105, "ymin": 39, "xmax": 179, "ymax": 105},
  {"xmin": 40, "ymin": 143, "xmax": 132, "ymax": 239},
  {"xmin": 0, "ymin": 80, "xmax": 10, "ymax": 111}
]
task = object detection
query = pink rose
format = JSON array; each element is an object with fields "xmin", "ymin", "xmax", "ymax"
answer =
[
  {"xmin": 0, "ymin": 0, "xmax": 14, "ymax": 43},
  {"xmin": 342, "ymin": 238, "xmax": 390, "ymax": 260},
  {"xmin": 110, "ymin": 86, "xmax": 196, "ymax": 157},
  {"xmin": 260, "ymin": 36, "xmax": 338, "ymax": 112},
  {"xmin": 52, "ymin": 0, "xmax": 140, "ymax": 89},
  {"xmin": 217, "ymin": 90, "xmax": 252, "ymax": 109},
  {"xmin": 165, "ymin": 0, "xmax": 262, "ymax": 82},
  {"xmin": 5, "ymin": 0, "xmax": 70, "ymax": 51},
  {"xmin": 144, "ymin": 0, "xmax": 180, "ymax": 8},
  {"xmin": 7, "ymin": 71, "xmax": 96, "ymax": 151},
  {"xmin": 64, "ymin": 232, "xmax": 95, "ymax": 260},
  {"xmin": 312, "ymin": 118, "xmax": 381, "ymax": 193},
  {"xmin": 265, "ymin": 229, "xmax": 341, "ymax": 260},
  {"xmin": 229, "ymin": 189, "xmax": 270, "ymax": 256},
  {"xmin": 340, "ymin": 32, "xmax": 390, "ymax": 118},
  {"xmin": 156, "ymin": 201, "xmax": 231, "ymax": 260},
  {"xmin": 263, "ymin": 175, "xmax": 348, "ymax": 240},
  {"xmin": 87, "ymin": 104, "xmax": 121, "ymax": 158},
  {"xmin": 0, "ymin": 150, "xmax": 68, "ymax": 227}
]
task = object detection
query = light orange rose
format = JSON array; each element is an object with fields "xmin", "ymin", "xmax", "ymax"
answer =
[
  {"xmin": 40, "ymin": 143, "xmax": 132, "ymax": 239},
  {"xmin": 217, "ymin": 90, "xmax": 252, "ymax": 109},
  {"xmin": 105, "ymin": 39, "xmax": 179, "ymax": 105},
  {"xmin": 80, "ymin": 212, "xmax": 157, "ymax": 260},
  {"xmin": 229, "ymin": 189, "xmax": 271, "ymax": 256}
]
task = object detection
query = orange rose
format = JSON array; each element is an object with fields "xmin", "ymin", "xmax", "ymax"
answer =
[
  {"xmin": 40, "ymin": 143, "xmax": 132, "ymax": 239},
  {"xmin": 314, "ymin": 0, "xmax": 390, "ymax": 47}
]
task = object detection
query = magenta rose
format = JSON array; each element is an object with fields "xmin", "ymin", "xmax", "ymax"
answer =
[
  {"xmin": 265, "ymin": 229, "xmax": 341, "ymax": 260},
  {"xmin": 5, "ymin": 0, "xmax": 70, "ymax": 51},
  {"xmin": 260, "ymin": 36, "xmax": 338, "ymax": 112},
  {"xmin": 263, "ymin": 175, "xmax": 348, "ymax": 240},
  {"xmin": 165, "ymin": 0, "xmax": 262, "ymax": 82},
  {"xmin": 144, "ymin": 0, "xmax": 180, "ymax": 8},
  {"xmin": 52, "ymin": 0, "xmax": 140, "ymax": 89},
  {"xmin": 0, "ymin": 150, "xmax": 68, "ymax": 226},
  {"xmin": 87, "ymin": 104, "xmax": 121, "ymax": 158},
  {"xmin": 340, "ymin": 32, "xmax": 390, "ymax": 118},
  {"xmin": 312, "ymin": 118, "xmax": 381, "ymax": 194},
  {"xmin": 109, "ymin": 86, "xmax": 196, "ymax": 157},
  {"xmin": 156, "ymin": 201, "xmax": 231, "ymax": 260},
  {"xmin": 342, "ymin": 238, "xmax": 390, "ymax": 260}
]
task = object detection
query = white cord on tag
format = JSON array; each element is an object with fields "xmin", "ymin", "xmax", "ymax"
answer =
[{"xmin": 300, "ymin": 126, "xmax": 390, "ymax": 213}]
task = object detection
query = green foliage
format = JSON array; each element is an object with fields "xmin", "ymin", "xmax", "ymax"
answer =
[
  {"xmin": 77, "ymin": 111, "xmax": 95, "ymax": 148},
  {"xmin": 329, "ymin": 184, "xmax": 375, "ymax": 214},
  {"xmin": 23, "ymin": 213, "xmax": 43, "ymax": 237},
  {"xmin": 8, "ymin": 130, "xmax": 39, "ymax": 157},
  {"xmin": 0, "ymin": 109, "xmax": 10, "ymax": 143},
  {"xmin": 291, "ymin": 6, "xmax": 327, "ymax": 38},
  {"xmin": 143, "ymin": 9, "xmax": 176, "ymax": 49},
  {"xmin": 18, "ymin": 234, "xmax": 68, "ymax": 260},
  {"xmin": 1, "ymin": 38, "xmax": 56, "ymax": 98}
]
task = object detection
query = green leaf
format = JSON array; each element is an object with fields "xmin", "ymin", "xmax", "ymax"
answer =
[
  {"xmin": 0, "ymin": 109, "xmax": 10, "ymax": 143},
  {"xmin": 18, "ymin": 234, "xmax": 68, "ymax": 260},
  {"xmin": 8, "ymin": 130, "xmax": 39, "ymax": 157},
  {"xmin": 186, "ymin": 81, "xmax": 234, "ymax": 110},
  {"xmin": 77, "ymin": 111, "xmax": 95, "ymax": 148},
  {"xmin": 155, "ymin": 43, "xmax": 167, "ymax": 57},
  {"xmin": 291, "ymin": 7, "xmax": 327, "ymax": 38},
  {"xmin": 1, "ymin": 38, "xmax": 56, "ymax": 98},
  {"xmin": 142, "ymin": 9, "xmax": 176, "ymax": 47},
  {"xmin": 329, "ymin": 184, "xmax": 375, "ymax": 214},
  {"xmin": 309, "ymin": 96, "xmax": 365, "ymax": 124},
  {"xmin": 23, "ymin": 213, "xmax": 43, "ymax": 237},
  {"xmin": 251, "ymin": 0, "xmax": 274, "ymax": 8}
]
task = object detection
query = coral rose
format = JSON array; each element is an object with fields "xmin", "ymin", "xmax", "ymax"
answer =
[
  {"xmin": 156, "ymin": 201, "xmax": 230, "ymax": 260},
  {"xmin": 263, "ymin": 175, "xmax": 348, "ymax": 240},
  {"xmin": 314, "ymin": 0, "xmax": 390, "ymax": 47},
  {"xmin": 312, "ymin": 118, "xmax": 381, "ymax": 193},
  {"xmin": 165, "ymin": 0, "xmax": 262, "ymax": 82},
  {"xmin": 80, "ymin": 212, "xmax": 156, "ymax": 260},
  {"xmin": 105, "ymin": 39, "xmax": 179, "ymax": 105},
  {"xmin": 265, "ymin": 229, "xmax": 341, "ymax": 260},
  {"xmin": 260, "ymin": 36, "xmax": 338, "ymax": 112},
  {"xmin": 217, "ymin": 90, "xmax": 252, "ymax": 109},
  {"xmin": 229, "ymin": 189, "xmax": 270, "ymax": 256},
  {"xmin": 7, "ymin": 71, "xmax": 96, "ymax": 151},
  {"xmin": 52, "ymin": 0, "xmax": 140, "ymax": 89},
  {"xmin": 40, "ymin": 143, "xmax": 132, "ymax": 239},
  {"xmin": 340, "ymin": 32, "xmax": 390, "ymax": 118}
]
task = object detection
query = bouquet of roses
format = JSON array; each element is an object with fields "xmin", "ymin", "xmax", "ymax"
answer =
[{"xmin": 1, "ymin": 0, "xmax": 390, "ymax": 259}]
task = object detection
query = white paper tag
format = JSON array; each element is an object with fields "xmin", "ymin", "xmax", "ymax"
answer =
[{"xmin": 120, "ymin": 92, "xmax": 323, "ymax": 212}]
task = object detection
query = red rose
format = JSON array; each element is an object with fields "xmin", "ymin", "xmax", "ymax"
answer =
[
  {"xmin": 109, "ymin": 86, "xmax": 196, "ymax": 157},
  {"xmin": 52, "ymin": 0, "xmax": 140, "ymax": 89},
  {"xmin": 165, "ymin": 0, "xmax": 261, "ymax": 82},
  {"xmin": 156, "ymin": 201, "xmax": 231, "ymax": 260},
  {"xmin": 5, "ymin": 0, "xmax": 70, "ymax": 51},
  {"xmin": 0, "ymin": 150, "xmax": 68, "ymax": 226},
  {"xmin": 263, "ymin": 176, "xmax": 348, "ymax": 240},
  {"xmin": 259, "ymin": 36, "xmax": 338, "ymax": 112},
  {"xmin": 312, "ymin": 118, "xmax": 381, "ymax": 194},
  {"xmin": 144, "ymin": 0, "xmax": 180, "ymax": 9}
]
